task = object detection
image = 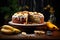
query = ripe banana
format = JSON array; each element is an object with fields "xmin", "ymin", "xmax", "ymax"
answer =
[
  {"xmin": 46, "ymin": 21, "xmax": 59, "ymax": 30},
  {"xmin": 1, "ymin": 25, "xmax": 21, "ymax": 34}
]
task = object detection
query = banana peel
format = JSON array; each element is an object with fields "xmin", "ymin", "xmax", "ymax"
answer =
[{"xmin": 46, "ymin": 21, "xmax": 59, "ymax": 30}]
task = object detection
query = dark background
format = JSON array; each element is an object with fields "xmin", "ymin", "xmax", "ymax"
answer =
[{"xmin": 0, "ymin": 0, "xmax": 60, "ymax": 26}]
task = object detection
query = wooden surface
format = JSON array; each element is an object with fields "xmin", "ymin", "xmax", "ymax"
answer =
[
  {"xmin": 0, "ymin": 31, "xmax": 60, "ymax": 39},
  {"xmin": 0, "ymin": 25, "xmax": 60, "ymax": 39}
]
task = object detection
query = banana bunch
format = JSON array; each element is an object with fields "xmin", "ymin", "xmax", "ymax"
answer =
[
  {"xmin": 46, "ymin": 21, "xmax": 59, "ymax": 30},
  {"xmin": 1, "ymin": 25, "xmax": 21, "ymax": 34}
]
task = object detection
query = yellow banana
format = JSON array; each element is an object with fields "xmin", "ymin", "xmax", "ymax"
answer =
[
  {"xmin": 46, "ymin": 21, "xmax": 59, "ymax": 30},
  {"xmin": 13, "ymin": 28, "xmax": 21, "ymax": 33}
]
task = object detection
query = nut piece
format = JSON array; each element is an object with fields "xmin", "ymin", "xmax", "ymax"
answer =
[
  {"xmin": 34, "ymin": 30, "xmax": 45, "ymax": 35},
  {"xmin": 21, "ymin": 32, "xmax": 27, "ymax": 36}
]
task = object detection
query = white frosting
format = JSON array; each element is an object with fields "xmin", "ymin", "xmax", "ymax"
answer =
[
  {"xmin": 12, "ymin": 15, "xmax": 18, "ymax": 18},
  {"xmin": 14, "ymin": 13, "xmax": 17, "ymax": 15},
  {"xmin": 20, "ymin": 16, "xmax": 25, "ymax": 18},
  {"xmin": 38, "ymin": 13, "xmax": 41, "ymax": 15},
  {"xmin": 18, "ymin": 13, "xmax": 23, "ymax": 16},
  {"xmin": 34, "ymin": 12, "xmax": 37, "ymax": 14},
  {"xmin": 29, "ymin": 12, "xmax": 34, "ymax": 15},
  {"xmin": 38, "ymin": 13, "xmax": 44, "ymax": 17}
]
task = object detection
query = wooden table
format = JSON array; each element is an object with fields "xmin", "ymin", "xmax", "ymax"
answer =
[
  {"xmin": 0, "ymin": 31, "xmax": 60, "ymax": 39},
  {"xmin": 0, "ymin": 24, "xmax": 60, "ymax": 39}
]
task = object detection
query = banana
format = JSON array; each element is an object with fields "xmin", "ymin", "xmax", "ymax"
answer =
[
  {"xmin": 2, "ymin": 25, "xmax": 14, "ymax": 30},
  {"xmin": 46, "ymin": 21, "xmax": 59, "ymax": 30},
  {"xmin": 1, "ymin": 25, "xmax": 21, "ymax": 34},
  {"xmin": 1, "ymin": 28, "xmax": 13, "ymax": 34},
  {"xmin": 13, "ymin": 28, "xmax": 21, "ymax": 33}
]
